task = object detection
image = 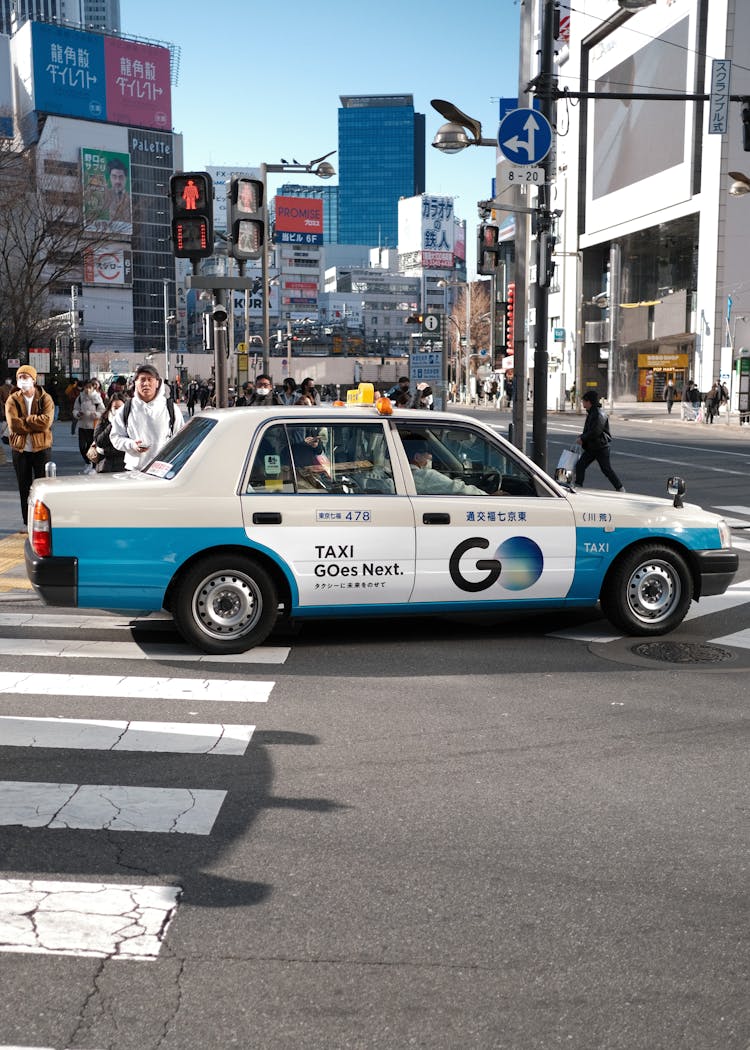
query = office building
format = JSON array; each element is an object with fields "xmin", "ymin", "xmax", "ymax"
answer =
[
  {"xmin": 0, "ymin": 0, "xmax": 120, "ymax": 35},
  {"xmin": 338, "ymin": 94, "xmax": 425, "ymax": 247}
]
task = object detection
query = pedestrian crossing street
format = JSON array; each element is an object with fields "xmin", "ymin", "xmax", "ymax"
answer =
[
  {"xmin": 0, "ymin": 610, "xmax": 290, "ymax": 963},
  {"xmin": 1, "ymin": 570, "xmax": 750, "ymax": 968}
]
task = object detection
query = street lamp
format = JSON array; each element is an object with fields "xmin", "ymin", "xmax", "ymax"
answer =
[
  {"xmin": 728, "ymin": 170, "xmax": 750, "ymax": 196},
  {"xmin": 431, "ymin": 98, "xmax": 532, "ymax": 453},
  {"xmin": 260, "ymin": 152, "xmax": 335, "ymax": 375}
]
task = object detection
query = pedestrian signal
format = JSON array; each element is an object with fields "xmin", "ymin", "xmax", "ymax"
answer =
[
  {"xmin": 477, "ymin": 224, "xmax": 500, "ymax": 275},
  {"xmin": 228, "ymin": 175, "xmax": 264, "ymax": 261},
  {"xmin": 169, "ymin": 172, "xmax": 214, "ymax": 260}
]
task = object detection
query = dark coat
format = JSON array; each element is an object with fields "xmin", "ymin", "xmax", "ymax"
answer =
[{"xmin": 580, "ymin": 403, "xmax": 612, "ymax": 452}]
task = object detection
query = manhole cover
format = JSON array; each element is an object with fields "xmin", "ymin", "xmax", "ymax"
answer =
[{"xmin": 630, "ymin": 640, "xmax": 736, "ymax": 664}]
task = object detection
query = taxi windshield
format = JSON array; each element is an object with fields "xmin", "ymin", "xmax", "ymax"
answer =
[{"xmin": 142, "ymin": 417, "xmax": 216, "ymax": 479}]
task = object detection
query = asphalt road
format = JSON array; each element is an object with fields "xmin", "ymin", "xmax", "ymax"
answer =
[{"xmin": 0, "ymin": 407, "xmax": 748, "ymax": 1049}]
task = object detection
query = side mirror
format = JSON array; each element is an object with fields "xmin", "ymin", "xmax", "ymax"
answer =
[{"xmin": 667, "ymin": 475, "xmax": 686, "ymax": 508}]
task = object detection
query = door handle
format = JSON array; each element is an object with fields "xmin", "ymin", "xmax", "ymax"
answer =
[
  {"xmin": 422, "ymin": 513, "xmax": 450, "ymax": 525},
  {"xmin": 252, "ymin": 512, "xmax": 282, "ymax": 524}
]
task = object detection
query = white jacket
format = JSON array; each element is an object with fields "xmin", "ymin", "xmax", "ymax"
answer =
[{"xmin": 109, "ymin": 386, "xmax": 184, "ymax": 470}]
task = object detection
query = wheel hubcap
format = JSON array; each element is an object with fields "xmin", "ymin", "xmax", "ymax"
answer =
[
  {"xmin": 193, "ymin": 571, "xmax": 261, "ymax": 638},
  {"xmin": 626, "ymin": 560, "xmax": 679, "ymax": 623}
]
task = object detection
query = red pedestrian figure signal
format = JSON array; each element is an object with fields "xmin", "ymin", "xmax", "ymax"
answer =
[
  {"xmin": 181, "ymin": 178, "xmax": 200, "ymax": 210},
  {"xmin": 169, "ymin": 171, "xmax": 214, "ymax": 259}
]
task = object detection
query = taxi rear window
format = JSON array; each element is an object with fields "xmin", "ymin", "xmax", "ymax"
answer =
[{"xmin": 143, "ymin": 417, "xmax": 216, "ymax": 479}]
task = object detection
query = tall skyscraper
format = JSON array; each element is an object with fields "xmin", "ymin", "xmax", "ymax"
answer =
[
  {"xmin": 338, "ymin": 94, "xmax": 425, "ymax": 247},
  {"xmin": 0, "ymin": 0, "xmax": 120, "ymax": 36}
]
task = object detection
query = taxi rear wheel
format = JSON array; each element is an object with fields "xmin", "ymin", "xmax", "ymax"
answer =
[
  {"xmin": 601, "ymin": 544, "xmax": 692, "ymax": 635},
  {"xmin": 174, "ymin": 555, "xmax": 278, "ymax": 654}
]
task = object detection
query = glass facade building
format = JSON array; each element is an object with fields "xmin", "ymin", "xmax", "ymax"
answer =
[{"xmin": 338, "ymin": 94, "xmax": 425, "ymax": 248}]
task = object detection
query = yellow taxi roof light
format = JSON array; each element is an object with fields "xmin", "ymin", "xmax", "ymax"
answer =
[{"xmin": 346, "ymin": 382, "xmax": 374, "ymax": 406}]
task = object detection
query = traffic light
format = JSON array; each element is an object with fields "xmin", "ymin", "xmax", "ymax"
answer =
[
  {"xmin": 169, "ymin": 171, "xmax": 214, "ymax": 259},
  {"xmin": 538, "ymin": 231, "xmax": 556, "ymax": 288},
  {"xmin": 228, "ymin": 175, "xmax": 264, "ymax": 261},
  {"xmin": 477, "ymin": 224, "xmax": 500, "ymax": 275},
  {"xmin": 506, "ymin": 282, "xmax": 515, "ymax": 349}
]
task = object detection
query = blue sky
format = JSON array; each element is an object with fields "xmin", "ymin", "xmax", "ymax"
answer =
[{"xmin": 122, "ymin": 0, "xmax": 521, "ymax": 274}]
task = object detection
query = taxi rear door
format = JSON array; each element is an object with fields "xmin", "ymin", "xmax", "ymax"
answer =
[{"xmin": 240, "ymin": 418, "xmax": 416, "ymax": 612}]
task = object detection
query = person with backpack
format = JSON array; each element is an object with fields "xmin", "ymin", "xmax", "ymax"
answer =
[{"xmin": 109, "ymin": 363, "xmax": 183, "ymax": 470}]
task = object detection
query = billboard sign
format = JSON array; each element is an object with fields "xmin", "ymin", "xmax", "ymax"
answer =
[
  {"xmin": 31, "ymin": 22, "xmax": 106, "ymax": 122},
  {"xmin": 274, "ymin": 196, "xmax": 324, "ymax": 245},
  {"xmin": 83, "ymin": 246, "xmax": 133, "ymax": 286},
  {"xmin": 22, "ymin": 23, "xmax": 171, "ymax": 132},
  {"xmin": 103, "ymin": 37, "xmax": 171, "ymax": 131},
  {"xmin": 398, "ymin": 195, "xmax": 455, "ymax": 266},
  {"xmin": 81, "ymin": 148, "xmax": 133, "ymax": 235}
]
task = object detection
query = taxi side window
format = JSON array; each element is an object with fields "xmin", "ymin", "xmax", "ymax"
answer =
[
  {"xmin": 397, "ymin": 423, "xmax": 542, "ymax": 498},
  {"xmin": 247, "ymin": 422, "xmax": 395, "ymax": 495},
  {"xmin": 290, "ymin": 421, "xmax": 395, "ymax": 495},
  {"xmin": 248, "ymin": 424, "xmax": 295, "ymax": 494}
]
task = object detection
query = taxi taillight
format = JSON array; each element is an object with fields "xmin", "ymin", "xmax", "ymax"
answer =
[{"xmin": 31, "ymin": 500, "xmax": 51, "ymax": 557}]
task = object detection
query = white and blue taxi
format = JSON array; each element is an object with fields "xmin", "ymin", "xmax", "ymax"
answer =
[{"xmin": 25, "ymin": 388, "xmax": 738, "ymax": 653}]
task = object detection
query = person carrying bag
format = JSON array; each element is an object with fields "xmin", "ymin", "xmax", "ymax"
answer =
[{"xmin": 574, "ymin": 389, "xmax": 624, "ymax": 491}]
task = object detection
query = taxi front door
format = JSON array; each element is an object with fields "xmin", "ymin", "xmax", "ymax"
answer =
[{"xmin": 397, "ymin": 424, "xmax": 577, "ymax": 609}]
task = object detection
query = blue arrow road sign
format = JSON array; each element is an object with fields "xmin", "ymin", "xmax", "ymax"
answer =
[{"xmin": 498, "ymin": 108, "xmax": 553, "ymax": 166}]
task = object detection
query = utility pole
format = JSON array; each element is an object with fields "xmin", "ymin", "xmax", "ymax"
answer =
[{"xmin": 530, "ymin": 0, "xmax": 557, "ymax": 470}]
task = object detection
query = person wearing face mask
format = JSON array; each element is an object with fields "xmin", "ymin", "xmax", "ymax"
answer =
[
  {"xmin": 405, "ymin": 439, "xmax": 485, "ymax": 496},
  {"xmin": 247, "ymin": 374, "xmax": 282, "ymax": 406},
  {"xmin": 5, "ymin": 365, "xmax": 55, "ymax": 528}
]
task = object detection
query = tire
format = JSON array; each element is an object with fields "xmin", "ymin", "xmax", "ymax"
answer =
[
  {"xmin": 173, "ymin": 554, "xmax": 278, "ymax": 654},
  {"xmin": 600, "ymin": 544, "xmax": 692, "ymax": 636}
]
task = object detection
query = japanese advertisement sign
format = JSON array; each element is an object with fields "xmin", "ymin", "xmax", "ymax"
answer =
[
  {"xmin": 81, "ymin": 148, "xmax": 133, "ymax": 236},
  {"xmin": 31, "ymin": 22, "xmax": 106, "ymax": 122},
  {"xmin": 23, "ymin": 22, "xmax": 171, "ymax": 131},
  {"xmin": 274, "ymin": 196, "xmax": 324, "ymax": 245},
  {"xmin": 103, "ymin": 37, "xmax": 171, "ymax": 131},
  {"xmin": 398, "ymin": 195, "xmax": 455, "ymax": 269},
  {"xmin": 83, "ymin": 246, "xmax": 133, "ymax": 286}
]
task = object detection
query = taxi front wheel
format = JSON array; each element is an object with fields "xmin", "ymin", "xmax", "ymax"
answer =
[
  {"xmin": 174, "ymin": 555, "xmax": 278, "ymax": 654},
  {"xmin": 600, "ymin": 544, "xmax": 692, "ymax": 635}
]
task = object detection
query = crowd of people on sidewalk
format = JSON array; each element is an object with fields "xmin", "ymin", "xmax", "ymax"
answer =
[{"xmin": 668, "ymin": 378, "xmax": 729, "ymax": 423}]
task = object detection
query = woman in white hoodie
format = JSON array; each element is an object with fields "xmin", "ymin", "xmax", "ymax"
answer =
[{"xmin": 109, "ymin": 363, "xmax": 184, "ymax": 470}]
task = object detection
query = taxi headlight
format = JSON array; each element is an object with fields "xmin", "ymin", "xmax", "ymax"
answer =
[{"xmin": 718, "ymin": 518, "xmax": 732, "ymax": 549}]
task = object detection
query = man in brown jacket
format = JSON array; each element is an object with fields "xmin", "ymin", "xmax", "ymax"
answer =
[{"xmin": 5, "ymin": 364, "xmax": 55, "ymax": 527}]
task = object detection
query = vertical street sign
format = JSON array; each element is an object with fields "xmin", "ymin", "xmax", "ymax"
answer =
[{"xmin": 709, "ymin": 59, "xmax": 731, "ymax": 135}]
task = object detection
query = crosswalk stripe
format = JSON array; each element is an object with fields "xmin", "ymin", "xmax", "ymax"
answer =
[
  {"xmin": 684, "ymin": 583, "xmax": 750, "ymax": 621},
  {"xmin": 0, "ymin": 637, "xmax": 290, "ymax": 664},
  {"xmin": 548, "ymin": 581, "xmax": 750, "ymax": 642},
  {"xmin": 710, "ymin": 628, "xmax": 750, "ymax": 651},
  {"xmin": 0, "ymin": 782, "xmax": 226, "ymax": 834},
  {"xmin": 0, "ymin": 672, "xmax": 272, "ymax": 703},
  {"xmin": 0, "ymin": 717, "xmax": 255, "ymax": 755},
  {"xmin": 0, "ymin": 879, "xmax": 180, "ymax": 960}
]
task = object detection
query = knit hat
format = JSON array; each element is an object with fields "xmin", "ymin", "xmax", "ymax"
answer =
[{"xmin": 16, "ymin": 364, "xmax": 37, "ymax": 382}]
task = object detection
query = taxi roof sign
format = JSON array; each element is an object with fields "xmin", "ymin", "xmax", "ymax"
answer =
[{"xmin": 347, "ymin": 382, "xmax": 374, "ymax": 405}]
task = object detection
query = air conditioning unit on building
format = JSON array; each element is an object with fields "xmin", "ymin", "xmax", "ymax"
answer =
[{"xmin": 584, "ymin": 321, "xmax": 608, "ymax": 342}]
